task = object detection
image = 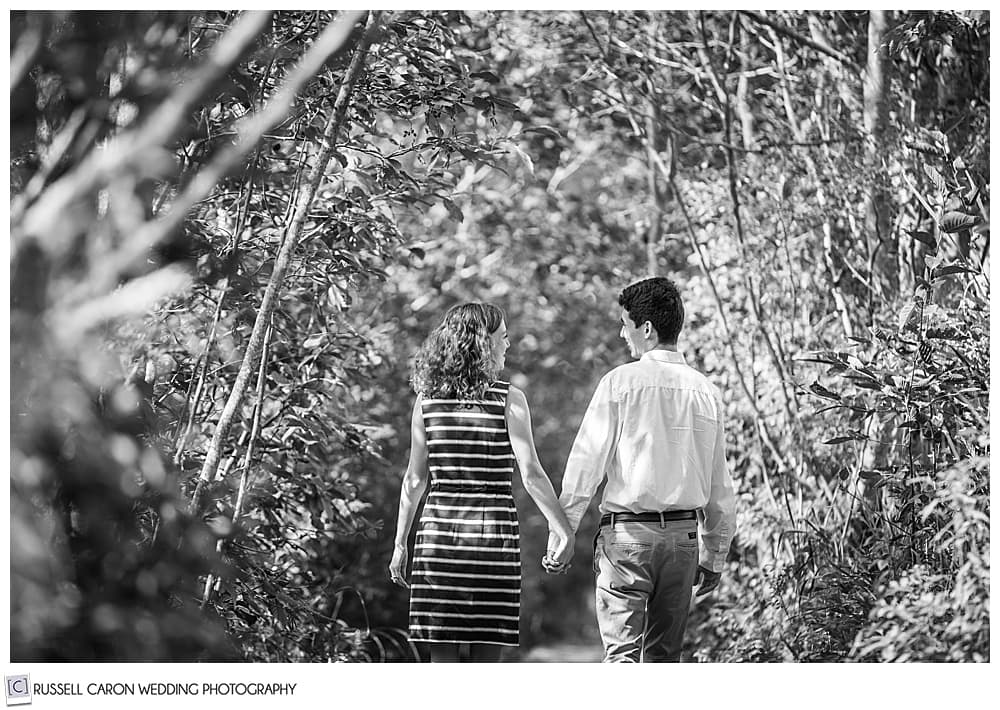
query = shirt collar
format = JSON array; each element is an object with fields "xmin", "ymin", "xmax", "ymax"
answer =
[{"xmin": 640, "ymin": 349, "xmax": 687, "ymax": 365}]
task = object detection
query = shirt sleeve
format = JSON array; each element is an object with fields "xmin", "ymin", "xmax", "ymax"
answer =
[
  {"xmin": 558, "ymin": 374, "xmax": 620, "ymax": 533},
  {"xmin": 699, "ymin": 393, "xmax": 737, "ymax": 573}
]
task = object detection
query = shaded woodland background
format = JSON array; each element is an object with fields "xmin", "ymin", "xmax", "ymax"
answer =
[{"xmin": 9, "ymin": 10, "xmax": 989, "ymax": 661}]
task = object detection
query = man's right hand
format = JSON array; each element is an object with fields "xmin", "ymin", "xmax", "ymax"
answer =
[
  {"xmin": 542, "ymin": 529, "xmax": 574, "ymax": 574},
  {"xmin": 693, "ymin": 565, "xmax": 721, "ymax": 596}
]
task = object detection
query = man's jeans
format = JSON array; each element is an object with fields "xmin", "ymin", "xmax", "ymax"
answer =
[{"xmin": 594, "ymin": 518, "xmax": 699, "ymax": 662}]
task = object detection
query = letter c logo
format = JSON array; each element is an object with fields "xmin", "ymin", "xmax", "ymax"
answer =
[{"xmin": 9, "ymin": 678, "xmax": 27, "ymax": 694}]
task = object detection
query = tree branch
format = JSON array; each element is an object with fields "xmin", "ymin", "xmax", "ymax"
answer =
[
  {"xmin": 9, "ymin": 13, "xmax": 46, "ymax": 92},
  {"xmin": 698, "ymin": 14, "xmax": 800, "ymax": 427},
  {"xmin": 190, "ymin": 11, "xmax": 385, "ymax": 516},
  {"xmin": 59, "ymin": 11, "xmax": 368, "ymax": 312},
  {"xmin": 19, "ymin": 11, "xmax": 274, "ymax": 249},
  {"xmin": 738, "ymin": 10, "xmax": 855, "ymax": 66}
]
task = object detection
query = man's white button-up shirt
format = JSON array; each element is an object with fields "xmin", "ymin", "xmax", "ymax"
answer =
[{"xmin": 559, "ymin": 349, "xmax": 737, "ymax": 572}]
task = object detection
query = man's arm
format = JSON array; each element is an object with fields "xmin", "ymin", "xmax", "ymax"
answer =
[
  {"xmin": 557, "ymin": 374, "xmax": 620, "ymax": 533},
  {"xmin": 506, "ymin": 386, "xmax": 574, "ymax": 566},
  {"xmin": 699, "ymin": 393, "xmax": 737, "ymax": 575}
]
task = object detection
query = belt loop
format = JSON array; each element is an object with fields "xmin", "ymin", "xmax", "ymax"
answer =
[
  {"xmin": 659, "ymin": 511, "xmax": 666, "ymax": 529},
  {"xmin": 610, "ymin": 512, "xmax": 616, "ymax": 528}
]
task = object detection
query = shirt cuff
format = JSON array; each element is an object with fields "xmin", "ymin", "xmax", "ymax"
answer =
[
  {"xmin": 560, "ymin": 495, "xmax": 592, "ymax": 533},
  {"xmin": 699, "ymin": 548, "xmax": 727, "ymax": 574}
]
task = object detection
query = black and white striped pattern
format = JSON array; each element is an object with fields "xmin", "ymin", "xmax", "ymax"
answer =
[{"xmin": 409, "ymin": 381, "xmax": 520, "ymax": 646}]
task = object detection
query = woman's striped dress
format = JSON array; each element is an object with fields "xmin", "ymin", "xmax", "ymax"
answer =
[{"xmin": 409, "ymin": 380, "xmax": 520, "ymax": 646}]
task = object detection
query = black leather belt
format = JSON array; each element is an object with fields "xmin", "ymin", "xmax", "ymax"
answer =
[{"xmin": 600, "ymin": 510, "xmax": 696, "ymax": 527}]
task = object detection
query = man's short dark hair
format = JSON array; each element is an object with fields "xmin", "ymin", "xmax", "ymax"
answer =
[{"xmin": 619, "ymin": 277, "xmax": 684, "ymax": 344}]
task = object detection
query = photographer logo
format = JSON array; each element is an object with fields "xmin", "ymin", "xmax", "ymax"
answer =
[{"xmin": 5, "ymin": 675, "xmax": 31, "ymax": 706}]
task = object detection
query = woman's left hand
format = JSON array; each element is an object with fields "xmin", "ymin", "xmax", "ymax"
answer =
[
  {"xmin": 388, "ymin": 544, "xmax": 410, "ymax": 588},
  {"xmin": 543, "ymin": 529, "xmax": 574, "ymax": 573}
]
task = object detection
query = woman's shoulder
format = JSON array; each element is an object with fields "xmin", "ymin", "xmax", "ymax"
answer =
[
  {"xmin": 501, "ymin": 381, "xmax": 527, "ymax": 405},
  {"xmin": 477, "ymin": 379, "xmax": 509, "ymax": 405},
  {"xmin": 421, "ymin": 381, "xmax": 514, "ymax": 405}
]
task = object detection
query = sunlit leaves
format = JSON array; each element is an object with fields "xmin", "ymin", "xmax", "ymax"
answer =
[
  {"xmin": 908, "ymin": 229, "xmax": 936, "ymax": 248},
  {"xmin": 939, "ymin": 210, "xmax": 978, "ymax": 233}
]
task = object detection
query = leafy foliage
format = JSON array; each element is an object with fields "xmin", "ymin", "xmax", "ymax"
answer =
[{"xmin": 10, "ymin": 9, "xmax": 988, "ymax": 662}]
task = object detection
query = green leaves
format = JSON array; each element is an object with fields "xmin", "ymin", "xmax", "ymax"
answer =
[
  {"xmin": 470, "ymin": 69, "xmax": 500, "ymax": 82},
  {"xmin": 441, "ymin": 197, "xmax": 464, "ymax": 222},
  {"xmin": 939, "ymin": 210, "xmax": 978, "ymax": 233},
  {"xmin": 909, "ymin": 229, "xmax": 936, "ymax": 249},
  {"xmin": 931, "ymin": 263, "xmax": 973, "ymax": 280},
  {"xmin": 897, "ymin": 300, "xmax": 923, "ymax": 334},
  {"xmin": 924, "ymin": 325, "xmax": 964, "ymax": 341},
  {"xmin": 509, "ymin": 143, "xmax": 535, "ymax": 176},
  {"xmin": 11, "ymin": 6, "xmax": 987, "ymax": 664},
  {"xmin": 809, "ymin": 382, "xmax": 841, "ymax": 401},
  {"xmin": 521, "ymin": 124, "xmax": 563, "ymax": 140},
  {"xmin": 302, "ymin": 333, "xmax": 325, "ymax": 349},
  {"xmin": 922, "ymin": 164, "xmax": 947, "ymax": 193},
  {"xmin": 823, "ymin": 432, "xmax": 866, "ymax": 445}
]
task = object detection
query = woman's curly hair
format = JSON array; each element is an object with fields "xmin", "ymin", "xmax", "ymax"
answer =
[{"xmin": 411, "ymin": 302, "xmax": 505, "ymax": 399}]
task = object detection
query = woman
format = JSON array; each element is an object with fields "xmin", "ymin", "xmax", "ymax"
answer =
[{"xmin": 388, "ymin": 302, "xmax": 574, "ymax": 662}]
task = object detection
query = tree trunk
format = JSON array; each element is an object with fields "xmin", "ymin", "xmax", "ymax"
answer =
[
  {"xmin": 859, "ymin": 11, "xmax": 896, "ymax": 491},
  {"xmin": 864, "ymin": 10, "xmax": 895, "ymax": 298},
  {"xmin": 201, "ymin": 318, "xmax": 273, "ymax": 607},
  {"xmin": 190, "ymin": 11, "xmax": 383, "ymax": 516},
  {"xmin": 643, "ymin": 20, "xmax": 666, "ymax": 277}
]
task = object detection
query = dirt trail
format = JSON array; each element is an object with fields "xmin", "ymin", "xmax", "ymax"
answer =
[{"xmin": 519, "ymin": 643, "xmax": 604, "ymax": 662}]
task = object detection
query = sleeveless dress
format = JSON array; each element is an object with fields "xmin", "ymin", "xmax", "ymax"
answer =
[{"xmin": 408, "ymin": 380, "xmax": 520, "ymax": 646}]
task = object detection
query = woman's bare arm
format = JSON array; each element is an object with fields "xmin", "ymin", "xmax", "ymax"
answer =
[{"xmin": 388, "ymin": 397, "xmax": 429, "ymax": 587}]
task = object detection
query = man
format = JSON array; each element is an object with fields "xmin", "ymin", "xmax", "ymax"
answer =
[{"xmin": 545, "ymin": 276, "xmax": 736, "ymax": 662}]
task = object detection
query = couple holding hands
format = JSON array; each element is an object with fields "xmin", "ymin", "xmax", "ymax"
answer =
[{"xmin": 389, "ymin": 277, "xmax": 736, "ymax": 662}]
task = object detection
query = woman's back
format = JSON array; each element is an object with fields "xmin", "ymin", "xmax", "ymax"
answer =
[
  {"xmin": 422, "ymin": 381, "xmax": 514, "ymax": 491},
  {"xmin": 409, "ymin": 380, "xmax": 521, "ymax": 648}
]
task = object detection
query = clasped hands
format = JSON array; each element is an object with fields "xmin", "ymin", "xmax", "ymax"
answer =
[{"xmin": 542, "ymin": 530, "xmax": 574, "ymax": 574}]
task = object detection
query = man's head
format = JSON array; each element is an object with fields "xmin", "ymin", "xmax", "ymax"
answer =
[{"xmin": 618, "ymin": 277, "xmax": 684, "ymax": 357}]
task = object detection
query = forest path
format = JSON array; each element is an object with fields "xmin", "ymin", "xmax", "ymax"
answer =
[{"xmin": 519, "ymin": 643, "xmax": 604, "ymax": 662}]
